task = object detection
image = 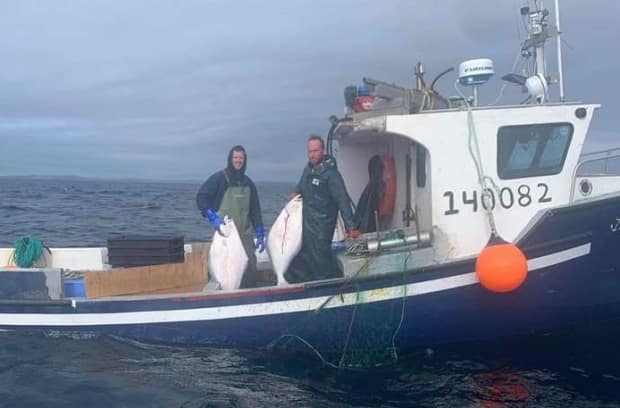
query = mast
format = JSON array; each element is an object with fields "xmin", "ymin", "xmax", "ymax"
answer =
[
  {"xmin": 522, "ymin": 2, "xmax": 549, "ymax": 77},
  {"xmin": 555, "ymin": 0, "xmax": 565, "ymax": 101},
  {"xmin": 520, "ymin": 0, "xmax": 565, "ymax": 101}
]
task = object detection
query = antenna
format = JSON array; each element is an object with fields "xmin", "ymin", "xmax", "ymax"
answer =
[
  {"xmin": 522, "ymin": 1, "xmax": 550, "ymax": 77},
  {"xmin": 555, "ymin": 0, "xmax": 565, "ymax": 101},
  {"xmin": 504, "ymin": 0, "xmax": 565, "ymax": 103}
]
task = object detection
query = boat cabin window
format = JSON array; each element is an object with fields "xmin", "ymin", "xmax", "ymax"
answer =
[{"xmin": 497, "ymin": 122, "xmax": 573, "ymax": 179}]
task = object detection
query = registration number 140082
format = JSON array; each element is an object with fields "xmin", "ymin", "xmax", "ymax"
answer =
[{"xmin": 442, "ymin": 183, "xmax": 552, "ymax": 215}]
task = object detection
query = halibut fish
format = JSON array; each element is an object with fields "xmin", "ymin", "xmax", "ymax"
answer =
[
  {"xmin": 267, "ymin": 196, "xmax": 303, "ymax": 285},
  {"xmin": 208, "ymin": 217, "xmax": 248, "ymax": 291}
]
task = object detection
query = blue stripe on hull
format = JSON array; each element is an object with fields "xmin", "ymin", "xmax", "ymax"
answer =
[
  {"xmin": 9, "ymin": 252, "xmax": 619, "ymax": 352},
  {"xmin": 2, "ymin": 195, "xmax": 620, "ymax": 350}
]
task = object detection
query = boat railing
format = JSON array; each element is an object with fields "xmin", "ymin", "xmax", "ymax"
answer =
[
  {"xmin": 570, "ymin": 147, "xmax": 620, "ymax": 201},
  {"xmin": 575, "ymin": 148, "xmax": 620, "ymax": 176}
]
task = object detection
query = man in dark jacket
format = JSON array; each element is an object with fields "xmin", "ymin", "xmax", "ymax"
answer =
[
  {"xmin": 196, "ymin": 145, "xmax": 265, "ymax": 288},
  {"xmin": 285, "ymin": 135, "xmax": 360, "ymax": 283}
]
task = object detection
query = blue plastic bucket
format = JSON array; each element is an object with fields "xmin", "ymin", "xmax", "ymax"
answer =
[
  {"xmin": 64, "ymin": 279, "xmax": 85, "ymax": 298},
  {"xmin": 331, "ymin": 240, "xmax": 346, "ymax": 254}
]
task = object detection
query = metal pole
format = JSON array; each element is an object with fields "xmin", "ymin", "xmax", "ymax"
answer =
[
  {"xmin": 555, "ymin": 0, "xmax": 565, "ymax": 101},
  {"xmin": 415, "ymin": 62, "xmax": 424, "ymax": 91},
  {"xmin": 529, "ymin": 1, "xmax": 547, "ymax": 79},
  {"xmin": 535, "ymin": 45, "xmax": 546, "ymax": 77},
  {"xmin": 473, "ymin": 85, "xmax": 479, "ymax": 107}
]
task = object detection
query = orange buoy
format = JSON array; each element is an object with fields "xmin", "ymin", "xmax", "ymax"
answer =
[{"xmin": 475, "ymin": 242, "xmax": 528, "ymax": 293}]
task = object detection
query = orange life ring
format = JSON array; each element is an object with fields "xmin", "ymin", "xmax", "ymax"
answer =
[{"xmin": 378, "ymin": 154, "xmax": 396, "ymax": 217}]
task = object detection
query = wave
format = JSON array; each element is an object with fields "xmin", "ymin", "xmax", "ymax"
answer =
[
  {"xmin": 96, "ymin": 190, "xmax": 128, "ymax": 195},
  {"xmin": 0, "ymin": 179, "xmax": 291, "ymax": 247},
  {"xmin": 0, "ymin": 205, "xmax": 31, "ymax": 212}
]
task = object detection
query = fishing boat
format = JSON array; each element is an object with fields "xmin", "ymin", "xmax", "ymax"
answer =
[{"xmin": 1, "ymin": 1, "xmax": 618, "ymax": 365}]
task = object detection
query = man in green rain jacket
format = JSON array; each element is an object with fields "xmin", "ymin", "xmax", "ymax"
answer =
[
  {"xmin": 196, "ymin": 145, "xmax": 265, "ymax": 288},
  {"xmin": 285, "ymin": 135, "xmax": 360, "ymax": 283}
]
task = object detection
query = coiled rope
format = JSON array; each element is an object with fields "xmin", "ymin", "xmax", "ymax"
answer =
[{"xmin": 11, "ymin": 236, "xmax": 50, "ymax": 268}]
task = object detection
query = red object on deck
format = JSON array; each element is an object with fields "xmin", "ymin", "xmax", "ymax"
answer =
[{"xmin": 354, "ymin": 95, "xmax": 375, "ymax": 112}]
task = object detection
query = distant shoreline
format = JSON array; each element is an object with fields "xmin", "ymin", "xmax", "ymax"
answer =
[{"xmin": 0, "ymin": 175, "xmax": 293, "ymax": 185}]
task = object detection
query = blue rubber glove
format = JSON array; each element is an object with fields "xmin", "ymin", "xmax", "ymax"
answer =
[
  {"xmin": 255, "ymin": 225, "xmax": 265, "ymax": 253},
  {"xmin": 203, "ymin": 209, "xmax": 222, "ymax": 232}
]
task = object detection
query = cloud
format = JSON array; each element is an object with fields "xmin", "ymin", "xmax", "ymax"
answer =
[{"xmin": 0, "ymin": 1, "xmax": 618, "ymax": 180}]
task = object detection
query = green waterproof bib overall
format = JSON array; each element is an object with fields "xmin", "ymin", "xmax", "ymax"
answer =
[{"xmin": 217, "ymin": 185, "xmax": 258, "ymax": 288}]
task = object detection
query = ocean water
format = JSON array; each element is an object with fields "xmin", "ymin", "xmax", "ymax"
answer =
[
  {"xmin": 0, "ymin": 177, "xmax": 291, "ymax": 248},
  {"xmin": 1, "ymin": 177, "xmax": 620, "ymax": 407}
]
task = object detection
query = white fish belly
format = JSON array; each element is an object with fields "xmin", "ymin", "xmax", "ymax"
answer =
[
  {"xmin": 208, "ymin": 218, "xmax": 249, "ymax": 291},
  {"xmin": 267, "ymin": 197, "xmax": 303, "ymax": 285},
  {"xmin": 332, "ymin": 211, "xmax": 346, "ymax": 243}
]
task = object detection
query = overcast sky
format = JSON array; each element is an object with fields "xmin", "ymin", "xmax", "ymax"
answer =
[{"xmin": 0, "ymin": 1, "xmax": 617, "ymax": 181}]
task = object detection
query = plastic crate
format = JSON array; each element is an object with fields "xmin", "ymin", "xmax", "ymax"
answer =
[{"xmin": 107, "ymin": 235, "xmax": 185, "ymax": 268}]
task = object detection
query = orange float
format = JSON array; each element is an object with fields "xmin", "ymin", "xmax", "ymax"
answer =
[{"xmin": 475, "ymin": 240, "xmax": 528, "ymax": 293}]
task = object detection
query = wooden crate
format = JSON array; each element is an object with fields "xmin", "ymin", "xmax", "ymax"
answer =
[{"xmin": 84, "ymin": 244, "xmax": 208, "ymax": 298}]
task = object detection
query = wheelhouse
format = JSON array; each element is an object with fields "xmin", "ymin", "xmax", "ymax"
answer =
[{"xmin": 333, "ymin": 103, "xmax": 599, "ymax": 260}]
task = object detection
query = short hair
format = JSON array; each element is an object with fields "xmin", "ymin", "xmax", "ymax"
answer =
[{"xmin": 307, "ymin": 134, "xmax": 325, "ymax": 149}]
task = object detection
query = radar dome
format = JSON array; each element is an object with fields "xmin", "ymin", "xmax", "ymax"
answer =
[
  {"xmin": 525, "ymin": 73, "xmax": 549, "ymax": 103},
  {"xmin": 458, "ymin": 59, "xmax": 495, "ymax": 86}
]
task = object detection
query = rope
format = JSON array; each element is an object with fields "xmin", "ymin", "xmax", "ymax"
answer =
[
  {"xmin": 405, "ymin": 88, "xmax": 414, "ymax": 112},
  {"xmin": 313, "ymin": 259, "xmax": 369, "ymax": 313},
  {"xmin": 270, "ymin": 334, "xmax": 342, "ymax": 369},
  {"xmin": 467, "ymin": 107, "xmax": 499, "ymax": 236},
  {"xmin": 268, "ymin": 250, "xmax": 412, "ymax": 370},
  {"xmin": 454, "ymin": 80, "xmax": 500, "ymax": 237},
  {"xmin": 389, "ymin": 252, "xmax": 411, "ymax": 363},
  {"xmin": 417, "ymin": 88, "xmax": 437, "ymax": 112},
  {"xmin": 489, "ymin": 45, "xmax": 525, "ymax": 106},
  {"xmin": 338, "ymin": 289, "xmax": 360, "ymax": 369},
  {"xmin": 11, "ymin": 236, "xmax": 49, "ymax": 268}
]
